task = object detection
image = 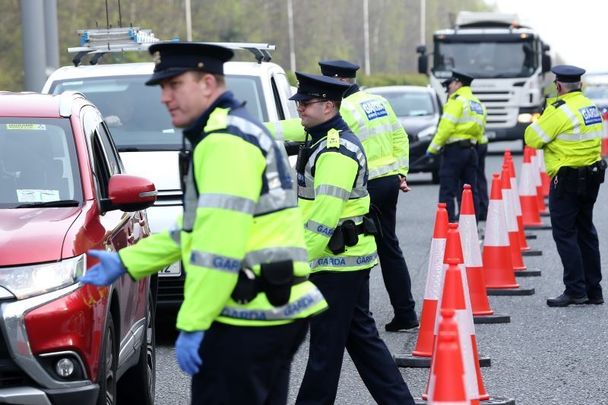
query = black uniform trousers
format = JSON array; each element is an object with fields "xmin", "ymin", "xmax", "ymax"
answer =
[
  {"xmin": 475, "ymin": 143, "xmax": 489, "ymax": 221},
  {"xmin": 296, "ymin": 269, "xmax": 415, "ymax": 405},
  {"xmin": 439, "ymin": 143, "xmax": 478, "ymax": 222},
  {"xmin": 192, "ymin": 320, "xmax": 307, "ymax": 405},
  {"xmin": 549, "ymin": 175, "xmax": 602, "ymax": 299},
  {"xmin": 367, "ymin": 174, "xmax": 417, "ymax": 322}
]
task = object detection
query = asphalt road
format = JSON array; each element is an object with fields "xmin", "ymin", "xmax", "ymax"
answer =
[{"xmin": 154, "ymin": 150, "xmax": 608, "ymax": 405}]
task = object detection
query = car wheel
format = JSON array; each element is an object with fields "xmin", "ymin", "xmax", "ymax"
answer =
[
  {"xmin": 118, "ymin": 288, "xmax": 156, "ymax": 405},
  {"xmin": 97, "ymin": 312, "xmax": 117, "ymax": 405},
  {"xmin": 431, "ymin": 169, "xmax": 440, "ymax": 184}
]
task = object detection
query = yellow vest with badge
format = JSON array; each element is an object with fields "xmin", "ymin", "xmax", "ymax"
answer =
[
  {"xmin": 524, "ymin": 91, "xmax": 602, "ymax": 177},
  {"xmin": 119, "ymin": 101, "xmax": 327, "ymax": 332},
  {"xmin": 427, "ymin": 86, "xmax": 486, "ymax": 154}
]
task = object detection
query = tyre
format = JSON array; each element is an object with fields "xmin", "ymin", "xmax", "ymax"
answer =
[
  {"xmin": 97, "ymin": 312, "xmax": 118, "ymax": 405},
  {"xmin": 118, "ymin": 288, "xmax": 156, "ymax": 405}
]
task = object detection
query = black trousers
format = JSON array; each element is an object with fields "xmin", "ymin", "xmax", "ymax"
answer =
[
  {"xmin": 367, "ymin": 175, "xmax": 417, "ymax": 322},
  {"xmin": 192, "ymin": 320, "xmax": 307, "ymax": 405},
  {"xmin": 549, "ymin": 177, "xmax": 602, "ymax": 299},
  {"xmin": 296, "ymin": 269, "xmax": 415, "ymax": 405},
  {"xmin": 439, "ymin": 145, "xmax": 478, "ymax": 222},
  {"xmin": 475, "ymin": 143, "xmax": 489, "ymax": 221}
]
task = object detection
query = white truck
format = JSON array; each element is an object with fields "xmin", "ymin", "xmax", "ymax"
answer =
[
  {"xmin": 42, "ymin": 28, "xmax": 298, "ymax": 309},
  {"xmin": 416, "ymin": 11, "xmax": 552, "ymax": 144}
]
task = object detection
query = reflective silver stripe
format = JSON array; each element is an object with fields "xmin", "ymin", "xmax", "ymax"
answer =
[
  {"xmin": 556, "ymin": 130, "xmax": 603, "ymax": 142},
  {"xmin": 558, "ymin": 104, "xmax": 581, "ymax": 134},
  {"xmin": 446, "ymin": 137, "xmax": 476, "ymax": 145},
  {"xmin": 305, "ymin": 220, "xmax": 334, "ymax": 237},
  {"xmin": 342, "ymin": 99, "xmax": 370, "ymax": 141},
  {"xmin": 242, "ymin": 247, "xmax": 309, "ymax": 268},
  {"xmin": 316, "ymin": 184, "xmax": 350, "ymax": 200},
  {"xmin": 273, "ymin": 122, "xmax": 284, "ymax": 141},
  {"xmin": 220, "ymin": 288, "xmax": 325, "ymax": 320},
  {"xmin": 369, "ymin": 157, "xmax": 409, "ymax": 179},
  {"xmin": 458, "ymin": 115, "xmax": 484, "ymax": 127},
  {"xmin": 169, "ymin": 230, "xmax": 181, "ymax": 246},
  {"xmin": 310, "ymin": 252, "xmax": 378, "ymax": 269},
  {"xmin": 339, "ymin": 215, "xmax": 364, "ymax": 224},
  {"xmin": 441, "ymin": 113, "xmax": 458, "ymax": 123},
  {"xmin": 198, "ymin": 193, "xmax": 256, "ymax": 214},
  {"xmin": 190, "ymin": 250, "xmax": 241, "ymax": 274},
  {"xmin": 530, "ymin": 122, "xmax": 552, "ymax": 143},
  {"xmin": 357, "ymin": 122, "xmax": 396, "ymax": 143}
]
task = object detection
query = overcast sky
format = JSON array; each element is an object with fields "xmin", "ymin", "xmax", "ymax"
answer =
[{"xmin": 489, "ymin": 0, "xmax": 606, "ymax": 73}]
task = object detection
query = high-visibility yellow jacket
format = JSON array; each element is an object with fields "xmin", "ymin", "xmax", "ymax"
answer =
[
  {"xmin": 297, "ymin": 113, "xmax": 378, "ymax": 272},
  {"xmin": 524, "ymin": 90, "xmax": 603, "ymax": 177},
  {"xmin": 266, "ymin": 85, "xmax": 409, "ymax": 180},
  {"xmin": 118, "ymin": 92, "xmax": 327, "ymax": 332},
  {"xmin": 427, "ymin": 86, "xmax": 486, "ymax": 154}
]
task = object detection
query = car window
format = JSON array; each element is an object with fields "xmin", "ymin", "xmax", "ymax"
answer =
[
  {"xmin": 50, "ymin": 74, "xmax": 268, "ymax": 149},
  {"xmin": 98, "ymin": 123, "xmax": 122, "ymax": 175},
  {"xmin": 584, "ymin": 86, "xmax": 608, "ymax": 100},
  {"xmin": 0, "ymin": 118, "xmax": 82, "ymax": 206},
  {"xmin": 373, "ymin": 91, "xmax": 436, "ymax": 117},
  {"xmin": 82, "ymin": 106, "xmax": 112, "ymax": 198}
]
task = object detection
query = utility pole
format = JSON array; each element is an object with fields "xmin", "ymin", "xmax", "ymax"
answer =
[
  {"xmin": 287, "ymin": 0, "xmax": 296, "ymax": 72},
  {"xmin": 363, "ymin": 0, "xmax": 370, "ymax": 75},
  {"xmin": 420, "ymin": 0, "xmax": 426, "ymax": 45},
  {"xmin": 185, "ymin": 0, "xmax": 192, "ymax": 41},
  {"xmin": 21, "ymin": 0, "xmax": 47, "ymax": 91}
]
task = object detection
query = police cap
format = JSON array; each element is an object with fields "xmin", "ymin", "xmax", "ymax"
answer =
[
  {"xmin": 145, "ymin": 42, "xmax": 234, "ymax": 86},
  {"xmin": 289, "ymin": 72, "xmax": 351, "ymax": 102},
  {"xmin": 318, "ymin": 60, "xmax": 360, "ymax": 78},
  {"xmin": 551, "ymin": 65, "xmax": 586, "ymax": 83},
  {"xmin": 442, "ymin": 69, "xmax": 474, "ymax": 87}
]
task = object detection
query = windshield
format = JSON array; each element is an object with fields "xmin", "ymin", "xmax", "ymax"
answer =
[
  {"xmin": 49, "ymin": 74, "xmax": 267, "ymax": 151},
  {"xmin": 370, "ymin": 91, "xmax": 436, "ymax": 117},
  {"xmin": 0, "ymin": 118, "xmax": 82, "ymax": 207},
  {"xmin": 434, "ymin": 38, "xmax": 539, "ymax": 78}
]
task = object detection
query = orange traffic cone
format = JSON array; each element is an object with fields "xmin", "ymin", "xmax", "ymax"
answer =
[
  {"xmin": 536, "ymin": 149, "xmax": 550, "ymax": 197},
  {"xmin": 395, "ymin": 203, "xmax": 449, "ymax": 368},
  {"xmin": 426, "ymin": 309, "xmax": 469, "ymax": 405},
  {"xmin": 501, "ymin": 164, "xmax": 526, "ymax": 272},
  {"xmin": 519, "ymin": 147, "xmax": 549, "ymax": 229},
  {"xmin": 530, "ymin": 148, "xmax": 548, "ymax": 215},
  {"xmin": 459, "ymin": 184, "xmax": 510, "ymax": 324},
  {"xmin": 424, "ymin": 225, "xmax": 488, "ymax": 402},
  {"xmin": 484, "ymin": 173, "xmax": 535, "ymax": 296},
  {"xmin": 602, "ymin": 111, "xmax": 608, "ymax": 157}
]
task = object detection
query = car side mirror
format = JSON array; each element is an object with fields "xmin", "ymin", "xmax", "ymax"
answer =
[
  {"xmin": 541, "ymin": 54, "xmax": 551, "ymax": 74},
  {"xmin": 103, "ymin": 174, "xmax": 157, "ymax": 212},
  {"xmin": 416, "ymin": 45, "xmax": 428, "ymax": 75}
]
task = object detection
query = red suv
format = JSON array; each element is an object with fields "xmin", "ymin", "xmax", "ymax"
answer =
[{"xmin": 0, "ymin": 92, "xmax": 157, "ymax": 404}]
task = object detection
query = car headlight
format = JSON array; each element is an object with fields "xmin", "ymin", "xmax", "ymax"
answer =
[
  {"xmin": 0, "ymin": 255, "xmax": 85, "ymax": 300},
  {"xmin": 517, "ymin": 112, "xmax": 541, "ymax": 123},
  {"xmin": 417, "ymin": 125, "xmax": 437, "ymax": 140}
]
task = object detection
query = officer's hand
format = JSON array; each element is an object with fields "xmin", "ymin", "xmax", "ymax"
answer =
[
  {"xmin": 176, "ymin": 331, "xmax": 205, "ymax": 375},
  {"xmin": 80, "ymin": 250, "xmax": 126, "ymax": 286},
  {"xmin": 399, "ymin": 175, "xmax": 411, "ymax": 193}
]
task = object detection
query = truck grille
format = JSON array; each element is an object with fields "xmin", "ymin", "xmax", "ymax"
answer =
[
  {"xmin": 473, "ymin": 91, "xmax": 517, "ymax": 128},
  {"xmin": 157, "ymin": 275, "xmax": 185, "ymax": 305}
]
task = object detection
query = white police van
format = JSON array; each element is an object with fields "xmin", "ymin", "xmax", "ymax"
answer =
[{"xmin": 42, "ymin": 28, "xmax": 299, "ymax": 308}]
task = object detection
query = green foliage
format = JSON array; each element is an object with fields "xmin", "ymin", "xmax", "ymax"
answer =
[{"xmin": 0, "ymin": 0, "xmax": 494, "ymax": 91}]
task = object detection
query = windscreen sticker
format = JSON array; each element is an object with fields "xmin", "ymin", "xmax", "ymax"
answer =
[
  {"xmin": 469, "ymin": 101, "xmax": 484, "ymax": 115},
  {"xmin": 361, "ymin": 100, "xmax": 388, "ymax": 120},
  {"xmin": 5, "ymin": 124, "xmax": 46, "ymax": 130},
  {"xmin": 579, "ymin": 106, "xmax": 602, "ymax": 126},
  {"xmin": 16, "ymin": 189, "xmax": 60, "ymax": 203}
]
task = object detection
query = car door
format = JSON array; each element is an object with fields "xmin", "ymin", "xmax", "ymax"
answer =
[{"xmin": 82, "ymin": 106, "xmax": 143, "ymax": 348}]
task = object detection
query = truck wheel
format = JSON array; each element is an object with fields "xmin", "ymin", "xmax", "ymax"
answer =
[
  {"xmin": 431, "ymin": 170, "xmax": 440, "ymax": 184},
  {"xmin": 97, "ymin": 312, "xmax": 117, "ymax": 405},
  {"xmin": 118, "ymin": 288, "xmax": 156, "ymax": 405}
]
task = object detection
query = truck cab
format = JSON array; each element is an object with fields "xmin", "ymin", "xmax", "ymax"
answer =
[
  {"xmin": 42, "ymin": 28, "xmax": 298, "ymax": 309},
  {"xmin": 417, "ymin": 12, "xmax": 552, "ymax": 143}
]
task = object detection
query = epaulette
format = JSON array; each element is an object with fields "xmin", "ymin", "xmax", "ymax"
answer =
[
  {"xmin": 204, "ymin": 107, "xmax": 229, "ymax": 132},
  {"xmin": 326, "ymin": 128, "xmax": 340, "ymax": 149},
  {"xmin": 551, "ymin": 99, "xmax": 566, "ymax": 108}
]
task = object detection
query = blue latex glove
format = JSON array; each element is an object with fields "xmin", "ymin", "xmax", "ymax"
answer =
[
  {"xmin": 80, "ymin": 250, "xmax": 126, "ymax": 286},
  {"xmin": 425, "ymin": 151, "xmax": 434, "ymax": 158},
  {"xmin": 175, "ymin": 331, "xmax": 205, "ymax": 375}
]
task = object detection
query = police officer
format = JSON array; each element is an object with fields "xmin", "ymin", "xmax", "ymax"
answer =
[
  {"xmin": 426, "ymin": 70, "xmax": 486, "ymax": 222},
  {"xmin": 288, "ymin": 72, "xmax": 415, "ymax": 405},
  {"xmin": 525, "ymin": 65, "xmax": 606, "ymax": 307},
  {"xmin": 80, "ymin": 42, "xmax": 328, "ymax": 405},
  {"xmin": 267, "ymin": 60, "xmax": 418, "ymax": 332}
]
